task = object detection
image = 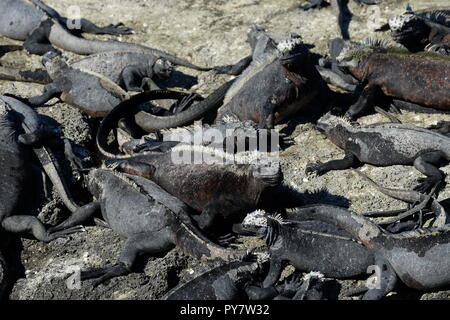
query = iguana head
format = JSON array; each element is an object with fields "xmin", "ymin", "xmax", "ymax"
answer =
[
  {"xmin": 389, "ymin": 13, "xmax": 429, "ymax": 51},
  {"xmin": 242, "ymin": 210, "xmax": 288, "ymax": 246},
  {"xmin": 42, "ymin": 51, "xmax": 68, "ymax": 78},
  {"xmin": 316, "ymin": 112, "xmax": 353, "ymax": 148},
  {"xmin": 252, "ymin": 159, "xmax": 282, "ymax": 187},
  {"xmin": 336, "ymin": 38, "xmax": 392, "ymax": 71},
  {"xmin": 153, "ymin": 58, "xmax": 173, "ymax": 80},
  {"xmin": 277, "ymin": 36, "xmax": 309, "ymax": 69}
]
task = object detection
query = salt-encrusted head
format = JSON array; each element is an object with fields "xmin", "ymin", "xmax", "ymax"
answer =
[
  {"xmin": 277, "ymin": 36, "xmax": 309, "ymax": 67},
  {"xmin": 389, "ymin": 13, "xmax": 417, "ymax": 33},
  {"xmin": 154, "ymin": 58, "xmax": 173, "ymax": 79}
]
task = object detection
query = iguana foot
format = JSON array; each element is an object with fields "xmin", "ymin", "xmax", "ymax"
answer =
[
  {"xmin": 100, "ymin": 23, "xmax": 134, "ymax": 36},
  {"xmin": 414, "ymin": 178, "xmax": 438, "ymax": 194},
  {"xmin": 81, "ymin": 263, "xmax": 129, "ymax": 287},
  {"xmin": 299, "ymin": 0, "xmax": 329, "ymax": 10},
  {"xmin": 217, "ymin": 233, "xmax": 236, "ymax": 247},
  {"xmin": 48, "ymin": 225, "xmax": 86, "ymax": 242},
  {"xmin": 172, "ymin": 93, "xmax": 201, "ymax": 114},
  {"xmin": 305, "ymin": 161, "xmax": 326, "ymax": 176},
  {"xmin": 425, "ymin": 43, "xmax": 450, "ymax": 56}
]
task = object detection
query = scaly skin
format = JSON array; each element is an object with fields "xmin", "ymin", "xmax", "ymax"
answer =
[
  {"xmin": 50, "ymin": 169, "xmax": 246, "ymax": 286},
  {"xmin": 337, "ymin": 44, "xmax": 450, "ymax": 119}
]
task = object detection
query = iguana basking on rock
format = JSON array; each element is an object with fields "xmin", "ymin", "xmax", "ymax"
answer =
[
  {"xmin": 306, "ymin": 112, "xmax": 450, "ymax": 192},
  {"xmin": 389, "ymin": 7, "xmax": 450, "ymax": 56},
  {"xmin": 214, "ymin": 35, "xmax": 330, "ymax": 129},
  {"xmin": 243, "ymin": 207, "xmax": 450, "ymax": 299},
  {"xmin": 98, "ymin": 144, "xmax": 282, "ymax": 236},
  {"xmin": 1, "ymin": 94, "xmax": 78, "ymax": 213},
  {"xmin": 27, "ymin": 52, "xmax": 129, "ymax": 117},
  {"xmin": 335, "ymin": 39, "xmax": 450, "ymax": 119},
  {"xmin": 0, "ymin": 0, "xmax": 211, "ymax": 71},
  {"xmin": 0, "ymin": 51, "xmax": 174, "ymax": 92},
  {"xmin": 49, "ymin": 168, "xmax": 246, "ymax": 286},
  {"xmin": 0, "ymin": 97, "xmax": 82, "ymax": 242},
  {"xmin": 163, "ymin": 254, "xmax": 324, "ymax": 300}
]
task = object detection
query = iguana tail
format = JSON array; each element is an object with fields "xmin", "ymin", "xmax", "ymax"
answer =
[
  {"xmin": 47, "ymin": 20, "xmax": 211, "ymax": 71},
  {"xmin": 134, "ymin": 80, "xmax": 234, "ymax": 132},
  {"xmin": 0, "ymin": 66, "xmax": 51, "ymax": 84},
  {"xmin": 171, "ymin": 211, "xmax": 247, "ymax": 262},
  {"xmin": 96, "ymin": 89, "xmax": 191, "ymax": 159},
  {"xmin": 352, "ymin": 169, "xmax": 448, "ymax": 226}
]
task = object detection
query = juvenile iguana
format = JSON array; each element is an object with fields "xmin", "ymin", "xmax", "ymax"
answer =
[
  {"xmin": 27, "ymin": 52, "xmax": 129, "ymax": 117},
  {"xmin": 335, "ymin": 39, "xmax": 450, "ymax": 119},
  {"xmin": 243, "ymin": 207, "xmax": 450, "ymax": 299},
  {"xmin": 49, "ymin": 168, "xmax": 246, "ymax": 286},
  {"xmin": 389, "ymin": 7, "xmax": 450, "ymax": 56},
  {"xmin": 305, "ymin": 112, "xmax": 450, "ymax": 192},
  {"xmin": 0, "ymin": 0, "xmax": 211, "ymax": 71}
]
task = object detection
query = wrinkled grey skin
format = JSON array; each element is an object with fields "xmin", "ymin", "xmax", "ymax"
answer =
[
  {"xmin": 27, "ymin": 52, "xmax": 129, "ymax": 118},
  {"xmin": 0, "ymin": 0, "xmax": 210, "ymax": 71},
  {"xmin": 49, "ymin": 169, "xmax": 245, "ymax": 286},
  {"xmin": 306, "ymin": 113, "xmax": 450, "ymax": 192}
]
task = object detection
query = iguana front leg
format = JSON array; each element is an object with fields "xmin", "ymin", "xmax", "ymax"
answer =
[
  {"xmin": 60, "ymin": 17, "xmax": 133, "ymax": 36},
  {"xmin": 413, "ymin": 151, "xmax": 446, "ymax": 193},
  {"xmin": 362, "ymin": 256, "xmax": 397, "ymax": 300},
  {"xmin": 214, "ymin": 55, "xmax": 253, "ymax": 75},
  {"xmin": 344, "ymin": 84, "xmax": 378, "ymax": 119},
  {"xmin": 27, "ymin": 82, "xmax": 62, "ymax": 106},
  {"xmin": 262, "ymin": 258, "xmax": 284, "ymax": 287},
  {"xmin": 300, "ymin": 0, "xmax": 330, "ymax": 10},
  {"xmin": 49, "ymin": 202, "xmax": 101, "ymax": 233},
  {"xmin": 305, "ymin": 152, "xmax": 360, "ymax": 176}
]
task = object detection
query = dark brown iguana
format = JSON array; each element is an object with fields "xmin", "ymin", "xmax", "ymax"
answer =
[{"xmin": 335, "ymin": 39, "xmax": 450, "ymax": 119}]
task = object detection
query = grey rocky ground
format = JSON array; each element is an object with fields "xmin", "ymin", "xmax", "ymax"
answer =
[{"xmin": 1, "ymin": 0, "xmax": 449, "ymax": 300}]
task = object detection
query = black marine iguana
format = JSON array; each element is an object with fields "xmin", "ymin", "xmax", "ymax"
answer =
[
  {"xmin": 305, "ymin": 112, "xmax": 450, "ymax": 192},
  {"xmin": 27, "ymin": 52, "xmax": 129, "ymax": 117},
  {"xmin": 0, "ymin": 0, "xmax": 211, "ymax": 71},
  {"xmin": 389, "ymin": 7, "xmax": 450, "ymax": 56},
  {"xmin": 0, "ymin": 97, "xmax": 82, "ymax": 242},
  {"xmin": 49, "ymin": 168, "xmax": 246, "ymax": 286},
  {"xmin": 243, "ymin": 207, "xmax": 450, "ymax": 299},
  {"xmin": 335, "ymin": 39, "xmax": 450, "ymax": 119},
  {"xmin": 163, "ymin": 253, "xmax": 324, "ymax": 300}
]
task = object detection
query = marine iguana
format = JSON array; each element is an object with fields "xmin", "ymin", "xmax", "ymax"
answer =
[
  {"xmin": 335, "ymin": 39, "xmax": 450, "ymax": 119},
  {"xmin": 163, "ymin": 253, "xmax": 324, "ymax": 300},
  {"xmin": 98, "ymin": 144, "xmax": 282, "ymax": 236},
  {"xmin": 243, "ymin": 208, "xmax": 450, "ymax": 299},
  {"xmin": 27, "ymin": 51, "xmax": 129, "ymax": 117},
  {"xmin": 49, "ymin": 168, "xmax": 246, "ymax": 286},
  {"xmin": 389, "ymin": 7, "xmax": 450, "ymax": 56},
  {"xmin": 305, "ymin": 112, "xmax": 450, "ymax": 192},
  {"xmin": 0, "ymin": 95, "xmax": 78, "ymax": 213},
  {"xmin": 214, "ymin": 36, "xmax": 330, "ymax": 129},
  {"xmin": 0, "ymin": 51, "xmax": 174, "ymax": 92},
  {"xmin": 0, "ymin": 98, "xmax": 82, "ymax": 242},
  {"xmin": 0, "ymin": 0, "xmax": 211, "ymax": 71}
]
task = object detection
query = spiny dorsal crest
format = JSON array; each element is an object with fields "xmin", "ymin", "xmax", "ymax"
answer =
[
  {"xmin": 276, "ymin": 37, "xmax": 304, "ymax": 54},
  {"xmin": 361, "ymin": 37, "xmax": 392, "ymax": 49},
  {"xmin": 267, "ymin": 213, "xmax": 289, "ymax": 225},
  {"xmin": 303, "ymin": 271, "xmax": 325, "ymax": 281}
]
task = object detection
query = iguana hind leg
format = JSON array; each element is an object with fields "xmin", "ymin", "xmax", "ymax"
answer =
[
  {"xmin": 81, "ymin": 229, "xmax": 174, "ymax": 286},
  {"xmin": 1, "ymin": 216, "xmax": 84, "ymax": 243},
  {"xmin": 362, "ymin": 257, "xmax": 397, "ymax": 300},
  {"xmin": 49, "ymin": 202, "xmax": 100, "ymax": 233},
  {"xmin": 60, "ymin": 18, "xmax": 133, "ymax": 36},
  {"xmin": 413, "ymin": 152, "xmax": 446, "ymax": 193},
  {"xmin": 305, "ymin": 153, "xmax": 360, "ymax": 176},
  {"xmin": 344, "ymin": 84, "xmax": 378, "ymax": 119},
  {"xmin": 23, "ymin": 19, "xmax": 59, "ymax": 56},
  {"xmin": 27, "ymin": 82, "xmax": 62, "ymax": 106}
]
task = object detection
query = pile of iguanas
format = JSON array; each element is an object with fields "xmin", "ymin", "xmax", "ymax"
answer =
[{"xmin": 0, "ymin": 0, "xmax": 449, "ymax": 300}]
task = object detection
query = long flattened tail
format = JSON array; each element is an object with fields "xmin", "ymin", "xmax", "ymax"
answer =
[
  {"xmin": 0, "ymin": 66, "xmax": 51, "ymax": 84},
  {"xmin": 171, "ymin": 210, "xmax": 247, "ymax": 262},
  {"xmin": 48, "ymin": 20, "xmax": 211, "ymax": 71},
  {"xmin": 96, "ymin": 89, "xmax": 191, "ymax": 159}
]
